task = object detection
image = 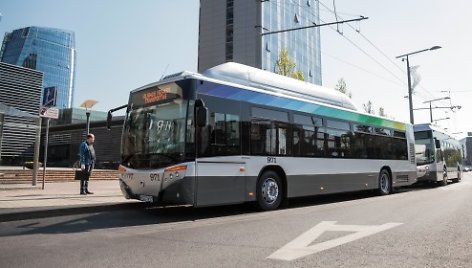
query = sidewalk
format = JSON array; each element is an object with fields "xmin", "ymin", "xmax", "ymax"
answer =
[{"xmin": 0, "ymin": 180, "xmax": 140, "ymax": 221}]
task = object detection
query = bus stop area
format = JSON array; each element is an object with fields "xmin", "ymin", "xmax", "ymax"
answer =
[{"xmin": 0, "ymin": 180, "xmax": 139, "ymax": 221}]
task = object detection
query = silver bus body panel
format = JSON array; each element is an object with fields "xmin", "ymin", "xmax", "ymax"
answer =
[{"xmin": 119, "ymin": 154, "xmax": 416, "ymax": 207}]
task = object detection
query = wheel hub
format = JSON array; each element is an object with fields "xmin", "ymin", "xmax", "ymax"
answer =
[
  {"xmin": 380, "ymin": 173, "xmax": 389, "ymax": 192},
  {"xmin": 262, "ymin": 178, "xmax": 279, "ymax": 204}
]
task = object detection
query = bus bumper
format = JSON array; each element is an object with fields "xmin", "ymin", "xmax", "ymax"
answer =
[{"xmin": 119, "ymin": 177, "xmax": 195, "ymax": 206}]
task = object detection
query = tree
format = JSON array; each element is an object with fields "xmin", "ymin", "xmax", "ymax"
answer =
[
  {"xmin": 378, "ymin": 107, "xmax": 395, "ymax": 119},
  {"xmin": 378, "ymin": 107, "xmax": 386, "ymax": 117},
  {"xmin": 275, "ymin": 49, "xmax": 305, "ymax": 81},
  {"xmin": 292, "ymin": 70, "xmax": 305, "ymax": 81},
  {"xmin": 334, "ymin": 78, "xmax": 352, "ymax": 98},
  {"xmin": 363, "ymin": 100, "xmax": 375, "ymax": 114}
]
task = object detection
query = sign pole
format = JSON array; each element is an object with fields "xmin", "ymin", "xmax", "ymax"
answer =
[
  {"xmin": 32, "ymin": 117, "xmax": 42, "ymax": 186},
  {"xmin": 42, "ymin": 117, "xmax": 50, "ymax": 190}
]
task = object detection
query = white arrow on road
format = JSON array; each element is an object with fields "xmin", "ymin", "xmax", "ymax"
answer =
[{"xmin": 267, "ymin": 221, "xmax": 403, "ymax": 261}]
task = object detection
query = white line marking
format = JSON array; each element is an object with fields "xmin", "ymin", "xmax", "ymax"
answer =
[{"xmin": 267, "ymin": 221, "xmax": 403, "ymax": 261}]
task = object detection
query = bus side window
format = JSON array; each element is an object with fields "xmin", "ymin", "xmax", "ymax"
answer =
[
  {"xmin": 434, "ymin": 138, "xmax": 441, "ymax": 148},
  {"xmin": 208, "ymin": 112, "xmax": 241, "ymax": 156}
]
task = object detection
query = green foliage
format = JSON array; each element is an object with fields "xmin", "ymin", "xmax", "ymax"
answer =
[
  {"xmin": 444, "ymin": 149, "xmax": 462, "ymax": 167},
  {"xmin": 291, "ymin": 71, "xmax": 305, "ymax": 81},
  {"xmin": 378, "ymin": 107, "xmax": 386, "ymax": 117},
  {"xmin": 334, "ymin": 78, "xmax": 352, "ymax": 98},
  {"xmin": 363, "ymin": 100, "xmax": 375, "ymax": 115},
  {"xmin": 276, "ymin": 48, "xmax": 305, "ymax": 81}
]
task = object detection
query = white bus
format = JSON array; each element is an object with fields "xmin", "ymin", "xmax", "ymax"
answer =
[
  {"xmin": 110, "ymin": 63, "xmax": 417, "ymax": 210},
  {"xmin": 414, "ymin": 123, "xmax": 462, "ymax": 185}
]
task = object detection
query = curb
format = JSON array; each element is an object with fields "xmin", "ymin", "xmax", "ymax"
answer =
[{"xmin": 0, "ymin": 202, "xmax": 145, "ymax": 222}]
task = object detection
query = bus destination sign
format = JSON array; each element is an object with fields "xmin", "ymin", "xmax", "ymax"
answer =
[{"xmin": 132, "ymin": 84, "xmax": 181, "ymax": 107}]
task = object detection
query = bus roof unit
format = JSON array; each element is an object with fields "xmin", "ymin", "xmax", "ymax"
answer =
[{"xmin": 203, "ymin": 62, "xmax": 358, "ymax": 111}]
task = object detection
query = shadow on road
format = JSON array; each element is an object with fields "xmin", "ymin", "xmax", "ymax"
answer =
[{"xmin": 1, "ymin": 180, "xmax": 459, "ymax": 237}]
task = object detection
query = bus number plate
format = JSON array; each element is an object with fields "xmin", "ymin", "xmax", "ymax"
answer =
[
  {"xmin": 267, "ymin": 157, "xmax": 276, "ymax": 163},
  {"xmin": 139, "ymin": 195, "xmax": 154, "ymax": 202}
]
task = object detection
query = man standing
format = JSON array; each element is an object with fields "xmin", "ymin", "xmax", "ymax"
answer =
[{"xmin": 79, "ymin": 133, "xmax": 96, "ymax": 195}]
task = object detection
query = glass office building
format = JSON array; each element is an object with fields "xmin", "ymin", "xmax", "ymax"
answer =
[
  {"xmin": 199, "ymin": 0, "xmax": 322, "ymax": 85},
  {"xmin": 261, "ymin": 0, "xmax": 321, "ymax": 84},
  {"xmin": 0, "ymin": 26, "xmax": 76, "ymax": 108}
]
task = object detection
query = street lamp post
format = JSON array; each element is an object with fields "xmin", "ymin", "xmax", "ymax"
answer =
[
  {"xmin": 80, "ymin": 99, "xmax": 98, "ymax": 134},
  {"xmin": 85, "ymin": 111, "xmax": 91, "ymax": 134},
  {"xmin": 423, "ymin": 96, "xmax": 450, "ymax": 122},
  {"xmin": 396, "ymin": 46, "xmax": 442, "ymax": 124}
]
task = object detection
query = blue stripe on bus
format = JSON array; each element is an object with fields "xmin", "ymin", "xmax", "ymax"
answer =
[{"xmin": 198, "ymin": 83, "xmax": 406, "ymax": 130}]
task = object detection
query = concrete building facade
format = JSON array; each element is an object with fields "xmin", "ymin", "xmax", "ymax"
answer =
[{"xmin": 0, "ymin": 62, "xmax": 42, "ymax": 165}]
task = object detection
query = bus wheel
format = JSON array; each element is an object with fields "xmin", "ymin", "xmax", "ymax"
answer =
[
  {"xmin": 257, "ymin": 171, "xmax": 282, "ymax": 211},
  {"xmin": 453, "ymin": 169, "xmax": 461, "ymax": 183},
  {"xmin": 439, "ymin": 168, "xmax": 448, "ymax": 186},
  {"xmin": 378, "ymin": 169, "xmax": 391, "ymax": 195}
]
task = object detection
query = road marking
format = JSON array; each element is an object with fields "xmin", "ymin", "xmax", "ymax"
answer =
[{"xmin": 267, "ymin": 221, "xmax": 403, "ymax": 261}]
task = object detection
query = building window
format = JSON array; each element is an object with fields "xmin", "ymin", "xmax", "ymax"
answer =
[
  {"xmin": 22, "ymin": 53, "xmax": 37, "ymax": 69},
  {"xmin": 226, "ymin": 0, "xmax": 234, "ymax": 61}
]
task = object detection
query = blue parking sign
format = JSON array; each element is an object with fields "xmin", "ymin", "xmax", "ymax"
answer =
[{"xmin": 43, "ymin": 86, "xmax": 57, "ymax": 107}]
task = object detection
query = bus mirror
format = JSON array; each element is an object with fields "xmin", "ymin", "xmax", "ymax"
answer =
[
  {"xmin": 196, "ymin": 106, "xmax": 208, "ymax": 127},
  {"xmin": 435, "ymin": 138, "xmax": 441, "ymax": 149},
  {"xmin": 106, "ymin": 111, "xmax": 113, "ymax": 130}
]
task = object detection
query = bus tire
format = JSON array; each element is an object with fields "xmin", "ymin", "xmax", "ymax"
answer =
[
  {"xmin": 256, "ymin": 170, "xmax": 282, "ymax": 211},
  {"xmin": 453, "ymin": 168, "xmax": 461, "ymax": 183},
  {"xmin": 439, "ymin": 168, "xmax": 448, "ymax": 186},
  {"xmin": 378, "ymin": 169, "xmax": 392, "ymax": 195}
]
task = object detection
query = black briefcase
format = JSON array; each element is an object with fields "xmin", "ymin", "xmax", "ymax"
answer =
[{"xmin": 74, "ymin": 170, "xmax": 89, "ymax": 180}]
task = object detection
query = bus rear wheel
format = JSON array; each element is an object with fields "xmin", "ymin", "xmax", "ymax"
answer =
[
  {"xmin": 256, "ymin": 171, "xmax": 283, "ymax": 211},
  {"xmin": 378, "ymin": 169, "xmax": 392, "ymax": 195}
]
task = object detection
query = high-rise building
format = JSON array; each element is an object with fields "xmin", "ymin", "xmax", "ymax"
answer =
[
  {"xmin": 198, "ymin": 0, "xmax": 322, "ymax": 85},
  {"xmin": 0, "ymin": 26, "xmax": 76, "ymax": 108}
]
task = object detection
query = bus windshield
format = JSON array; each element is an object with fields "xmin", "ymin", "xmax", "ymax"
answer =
[
  {"xmin": 414, "ymin": 130, "xmax": 435, "ymax": 165},
  {"xmin": 121, "ymin": 83, "xmax": 193, "ymax": 169}
]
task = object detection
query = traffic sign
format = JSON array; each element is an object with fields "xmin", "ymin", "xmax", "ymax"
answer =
[
  {"xmin": 42, "ymin": 86, "xmax": 57, "ymax": 107},
  {"xmin": 39, "ymin": 106, "xmax": 59, "ymax": 119}
]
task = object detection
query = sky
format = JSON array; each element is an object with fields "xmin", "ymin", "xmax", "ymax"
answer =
[{"xmin": 1, "ymin": 0, "xmax": 471, "ymax": 138}]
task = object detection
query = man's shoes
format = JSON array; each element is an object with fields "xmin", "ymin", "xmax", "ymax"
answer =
[
  {"xmin": 86, "ymin": 191, "xmax": 94, "ymax": 194},
  {"xmin": 80, "ymin": 192, "xmax": 87, "ymax": 195}
]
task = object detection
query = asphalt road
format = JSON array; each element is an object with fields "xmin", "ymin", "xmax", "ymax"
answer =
[{"xmin": 1, "ymin": 173, "xmax": 472, "ymax": 268}]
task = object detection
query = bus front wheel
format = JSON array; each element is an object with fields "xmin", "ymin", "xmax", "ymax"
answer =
[
  {"xmin": 378, "ymin": 169, "xmax": 392, "ymax": 195},
  {"xmin": 256, "ymin": 171, "xmax": 283, "ymax": 211}
]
